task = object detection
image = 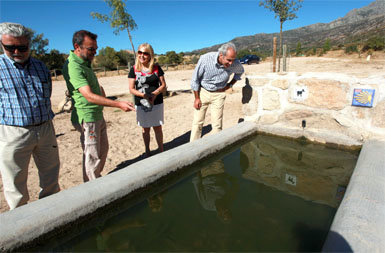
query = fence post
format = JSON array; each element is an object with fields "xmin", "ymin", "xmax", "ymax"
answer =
[
  {"xmin": 273, "ymin": 37, "xmax": 277, "ymax": 73},
  {"xmin": 283, "ymin": 44, "xmax": 287, "ymax": 72}
]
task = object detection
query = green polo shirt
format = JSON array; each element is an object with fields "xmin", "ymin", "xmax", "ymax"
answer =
[{"xmin": 62, "ymin": 51, "xmax": 103, "ymax": 123}]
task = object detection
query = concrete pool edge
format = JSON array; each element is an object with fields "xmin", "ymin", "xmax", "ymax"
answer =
[
  {"xmin": 1, "ymin": 121, "xmax": 383, "ymax": 251},
  {"xmin": 323, "ymin": 139, "xmax": 385, "ymax": 252},
  {"xmin": 0, "ymin": 121, "xmax": 259, "ymax": 251}
]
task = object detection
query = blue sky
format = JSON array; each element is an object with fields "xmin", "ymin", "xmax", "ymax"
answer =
[{"xmin": 0, "ymin": 0, "xmax": 373, "ymax": 55}]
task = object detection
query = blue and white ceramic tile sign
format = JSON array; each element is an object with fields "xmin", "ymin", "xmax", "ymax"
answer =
[{"xmin": 352, "ymin": 88, "xmax": 375, "ymax": 107}]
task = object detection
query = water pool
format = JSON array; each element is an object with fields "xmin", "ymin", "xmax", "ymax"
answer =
[{"xmin": 37, "ymin": 134, "xmax": 359, "ymax": 252}]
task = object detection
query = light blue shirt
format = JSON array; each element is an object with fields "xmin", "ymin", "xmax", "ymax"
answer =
[
  {"xmin": 191, "ymin": 52, "xmax": 244, "ymax": 91},
  {"xmin": 0, "ymin": 54, "xmax": 54, "ymax": 126}
]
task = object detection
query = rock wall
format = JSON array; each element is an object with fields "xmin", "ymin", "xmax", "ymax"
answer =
[{"xmin": 242, "ymin": 72, "xmax": 385, "ymax": 143}]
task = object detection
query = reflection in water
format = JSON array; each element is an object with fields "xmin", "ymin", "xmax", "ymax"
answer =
[
  {"xmin": 192, "ymin": 160, "xmax": 239, "ymax": 223},
  {"xmin": 45, "ymin": 134, "xmax": 358, "ymax": 252},
  {"xmin": 240, "ymin": 135, "xmax": 359, "ymax": 207},
  {"xmin": 147, "ymin": 193, "xmax": 164, "ymax": 213}
]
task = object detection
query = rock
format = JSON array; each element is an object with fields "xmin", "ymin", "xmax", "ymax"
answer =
[
  {"xmin": 282, "ymin": 110, "xmax": 314, "ymax": 120},
  {"xmin": 271, "ymin": 79, "xmax": 289, "ymax": 90},
  {"xmin": 259, "ymin": 114, "xmax": 279, "ymax": 124},
  {"xmin": 296, "ymin": 78, "xmax": 349, "ymax": 110},
  {"xmin": 371, "ymin": 100, "xmax": 385, "ymax": 128},
  {"xmin": 247, "ymin": 77, "xmax": 269, "ymax": 87},
  {"xmin": 262, "ymin": 89, "xmax": 280, "ymax": 110}
]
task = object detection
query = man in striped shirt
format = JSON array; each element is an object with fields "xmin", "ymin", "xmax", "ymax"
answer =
[
  {"xmin": 0, "ymin": 23, "xmax": 60, "ymax": 210},
  {"xmin": 190, "ymin": 42, "xmax": 244, "ymax": 141}
]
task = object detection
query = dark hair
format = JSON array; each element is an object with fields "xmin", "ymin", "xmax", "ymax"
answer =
[{"xmin": 72, "ymin": 30, "xmax": 97, "ymax": 48}]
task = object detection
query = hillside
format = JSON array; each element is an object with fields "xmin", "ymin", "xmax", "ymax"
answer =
[{"xmin": 191, "ymin": 0, "xmax": 385, "ymax": 54}]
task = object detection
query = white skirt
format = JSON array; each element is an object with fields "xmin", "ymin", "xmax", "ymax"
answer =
[{"xmin": 136, "ymin": 103, "xmax": 164, "ymax": 128}]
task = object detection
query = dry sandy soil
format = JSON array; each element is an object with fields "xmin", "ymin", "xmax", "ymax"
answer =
[{"xmin": 0, "ymin": 51, "xmax": 384, "ymax": 213}]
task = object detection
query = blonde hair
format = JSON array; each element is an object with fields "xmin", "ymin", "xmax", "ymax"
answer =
[{"xmin": 135, "ymin": 43, "xmax": 155, "ymax": 72}]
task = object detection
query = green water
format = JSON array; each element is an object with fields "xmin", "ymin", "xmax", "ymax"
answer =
[{"xmin": 48, "ymin": 134, "xmax": 359, "ymax": 252}]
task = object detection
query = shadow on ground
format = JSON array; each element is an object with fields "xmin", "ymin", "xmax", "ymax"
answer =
[{"xmin": 110, "ymin": 125, "xmax": 213, "ymax": 173}]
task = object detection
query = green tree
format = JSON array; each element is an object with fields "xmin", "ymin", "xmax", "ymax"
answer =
[
  {"xmin": 41, "ymin": 49, "xmax": 67, "ymax": 70},
  {"xmin": 295, "ymin": 42, "xmax": 302, "ymax": 56},
  {"xmin": 259, "ymin": 0, "xmax": 303, "ymax": 72},
  {"xmin": 24, "ymin": 29, "xmax": 49, "ymax": 56},
  {"xmin": 116, "ymin": 49, "xmax": 135, "ymax": 67},
  {"xmin": 323, "ymin": 38, "xmax": 331, "ymax": 53},
  {"xmin": 178, "ymin": 52, "xmax": 185, "ymax": 63},
  {"xmin": 363, "ymin": 36, "xmax": 385, "ymax": 51},
  {"xmin": 237, "ymin": 49, "xmax": 251, "ymax": 59},
  {"xmin": 191, "ymin": 55, "xmax": 199, "ymax": 64},
  {"xmin": 157, "ymin": 55, "xmax": 167, "ymax": 65},
  {"xmin": 95, "ymin": 46, "xmax": 120, "ymax": 70},
  {"xmin": 30, "ymin": 33, "xmax": 49, "ymax": 55},
  {"xmin": 165, "ymin": 51, "xmax": 183, "ymax": 65},
  {"xmin": 345, "ymin": 44, "xmax": 358, "ymax": 54},
  {"xmin": 91, "ymin": 0, "xmax": 138, "ymax": 58}
]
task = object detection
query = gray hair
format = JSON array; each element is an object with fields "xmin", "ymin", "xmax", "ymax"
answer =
[
  {"xmin": 0, "ymin": 22, "xmax": 33, "ymax": 42},
  {"xmin": 218, "ymin": 42, "xmax": 237, "ymax": 55}
]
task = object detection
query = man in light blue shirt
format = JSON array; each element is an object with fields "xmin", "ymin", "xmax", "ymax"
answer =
[
  {"xmin": 0, "ymin": 22, "xmax": 60, "ymax": 210},
  {"xmin": 190, "ymin": 42, "xmax": 244, "ymax": 141}
]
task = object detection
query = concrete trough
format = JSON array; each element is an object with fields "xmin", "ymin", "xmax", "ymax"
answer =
[
  {"xmin": 323, "ymin": 140, "xmax": 385, "ymax": 252},
  {"xmin": 0, "ymin": 121, "xmax": 384, "ymax": 252},
  {"xmin": 0, "ymin": 121, "xmax": 259, "ymax": 251}
]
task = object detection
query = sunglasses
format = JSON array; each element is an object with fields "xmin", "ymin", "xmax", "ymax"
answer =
[
  {"xmin": 1, "ymin": 42, "xmax": 29, "ymax": 53},
  {"xmin": 138, "ymin": 50, "xmax": 150, "ymax": 56}
]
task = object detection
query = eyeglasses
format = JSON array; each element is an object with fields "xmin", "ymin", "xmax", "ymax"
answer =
[
  {"xmin": 138, "ymin": 50, "xmax": 150, "ymax": 56},
  {"xmin": 81, "ymin": 46, "xmax": 98, "ymax": 52},
  {"xmin": 1, "ymin": 42, "xmax": 29, "ymax": 52}
]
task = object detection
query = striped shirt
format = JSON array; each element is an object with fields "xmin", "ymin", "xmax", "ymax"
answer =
[
  {"xmin": 191, "ymin": 52, "xmax": 244, "ymax": 91},
  {"xmin": 0, "ymin": 54, "xmax": 54, "ymax": 126}
]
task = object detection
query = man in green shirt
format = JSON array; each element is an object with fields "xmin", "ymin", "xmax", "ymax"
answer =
[{"xmin": 63, "ymin": 30, "xmax": 135, "ymax": 182}]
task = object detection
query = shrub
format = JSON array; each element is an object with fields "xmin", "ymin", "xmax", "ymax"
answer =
[
  {"xmin": 345, "ymin": 44, "xmax": 358, "ymax": 54},
  {"xmin": 363, "ymin": 36, "xmax": 385, "ymax": 52}
]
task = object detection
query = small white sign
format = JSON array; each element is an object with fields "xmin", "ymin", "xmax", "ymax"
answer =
[
  {"xmin": 292, "ymin": 86, "xmax": 308, "ymax": 101},
  {"xmin": 285, "ymin": 174, "xmax": 297, "ymax": 186}
]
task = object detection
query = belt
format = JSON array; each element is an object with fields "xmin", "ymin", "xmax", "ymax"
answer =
[
  {"xmin": 203, "ymin": 87, "xmax": 226, "ymax": 93},
  {"xmin": 29, "ymin": 121, "xmax": 48, "ymax": 127}
]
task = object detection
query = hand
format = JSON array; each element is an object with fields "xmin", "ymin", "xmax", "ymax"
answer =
[
  {"xmin": 118, "ymin": 101, "xmax": 136, "ymax": 112},
  {"xmin": 148, "ymin": 93, "xmax": 156, "ymax": 104},
  {"xmin": 143, "ymin": 93, "xmax": 154, "ymax": 103},
  {"xmin": 194, "ymin": 98, "xmax": 202, "ymax": 110}
]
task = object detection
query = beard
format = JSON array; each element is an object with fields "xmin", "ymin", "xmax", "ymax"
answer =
[
  {"xmin": 80, "ymin": 52, "xmax": 93, "ymax": 63},
  {"xmin": 11, "ymin": 51, "xmax": 30, "ymax": 64}
]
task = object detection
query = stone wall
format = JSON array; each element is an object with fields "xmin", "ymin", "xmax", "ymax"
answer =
[{"xmin": 242, "ymin": 72, "xmax": 385, "ymax": 143}]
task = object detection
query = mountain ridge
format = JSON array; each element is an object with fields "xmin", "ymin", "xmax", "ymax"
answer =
[{"xmin": 191, "ymin": 0, "xmax": 385, "ymax": 54}]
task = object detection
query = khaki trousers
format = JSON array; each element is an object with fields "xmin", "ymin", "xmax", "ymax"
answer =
[
  {"xmin": 0, "ymin": 121, "xmax": 60, "ymax": 210},
  {"xmin": 190, "ymin": 88, "xmax": 227, "ymax": 142},
  {"xmin": 74, "ymin": 119, "xmax": 108, "ymax": 182}
]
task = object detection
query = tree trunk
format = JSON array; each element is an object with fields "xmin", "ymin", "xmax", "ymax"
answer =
[
  {"xmin": 273, "ymin": 37, "xmax": 277, "ymax": 72},
  {"xmin": 127, "ymin": 29, "xmax": 136, "ymax": 60},
  {"xmin": 278, "ymin": 21, "xmax": 283, "ymax": 72}
]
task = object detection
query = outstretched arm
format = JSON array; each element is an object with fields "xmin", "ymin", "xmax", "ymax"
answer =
[{"xmin": 79, "ymin": 85, "xmax": 135, "ymax": 112}]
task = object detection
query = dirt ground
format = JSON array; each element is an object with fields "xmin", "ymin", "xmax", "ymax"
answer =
[{"xmin": 0, "ymin": 50, "xmax": 384, "ymax": 213}]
